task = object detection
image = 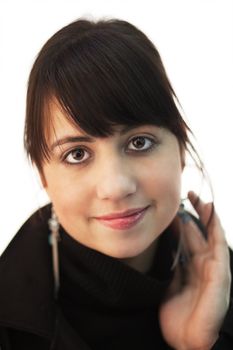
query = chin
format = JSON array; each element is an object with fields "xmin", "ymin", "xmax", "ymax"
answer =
[{"xmin": 100, "ymin": 241, "xmax": 151, "ymax": 259}]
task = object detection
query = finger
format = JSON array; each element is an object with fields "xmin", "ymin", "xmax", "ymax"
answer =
[
  {"xmin": 188, "ymin": 191, "xmax": 215, "ymax": 244},
  {"xmin": 188, "ymin": 191, "xmax": 213, "ymax": 227},
  {"xmin": 179, "ymin": 214, "xmax": 208, "ymax": 256},
  {"xmin": 188, "ymin": 191, "xmax": 228, "ymax": 251},
  {"xmin": 208, "ymin": 214, "xmax": 229, "ymax": 266}
]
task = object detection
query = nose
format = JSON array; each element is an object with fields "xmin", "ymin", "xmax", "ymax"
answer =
[{"xmin": 96, "ymin": 157, "xmax": 137, "ymax": 201}]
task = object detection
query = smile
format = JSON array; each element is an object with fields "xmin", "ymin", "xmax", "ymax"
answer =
[{"xmin": 96, "ymin": 206, "xmax": 150, "ymax": 230}]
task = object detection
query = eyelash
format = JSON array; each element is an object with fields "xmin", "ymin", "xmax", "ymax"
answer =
[{"xmin": 62, "ymin": 135, "xmax": 159, "ymax": 165}]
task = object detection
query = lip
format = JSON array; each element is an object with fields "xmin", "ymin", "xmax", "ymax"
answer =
[
  {"xmin": 96, "ymin": 206, "xmax": 149, "ymax": 220},
  {"xmin": 95, "ymin": 206, "xmax": 150, "ymax": 230}
]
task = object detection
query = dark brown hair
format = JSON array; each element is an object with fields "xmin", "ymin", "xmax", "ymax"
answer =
[
  {"xmin": 24, "ymin": 17, "xmax": 193, "ymax": 173},
  {"xmin": 24, "ymin": 17, "xmax": 215, "ymax": 265}
]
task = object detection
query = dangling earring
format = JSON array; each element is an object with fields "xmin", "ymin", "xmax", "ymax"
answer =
[
  {"xmin": 48, "ymin": 206, "xmax": 60, "ymax": 299},
  {"xmin": 177, "ymin": 201, "xmax": 191, "ymax": 224},
  {"xmin": 171, "ymin": 200, "xmax": 190, "ymax": 270}
]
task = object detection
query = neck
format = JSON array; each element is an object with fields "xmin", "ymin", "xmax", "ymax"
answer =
[{"xmin": 119, "ymin": 239, "xmax": 158, "ymax": 273}]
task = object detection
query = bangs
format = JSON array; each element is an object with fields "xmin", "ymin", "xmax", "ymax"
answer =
[
  {"xmin": 45, "ymin": 29, "xmax": 180, "ymax": 137},
  {"xmin": 25, "ymin": 19, "xmax": 188, "ymax": 169}
]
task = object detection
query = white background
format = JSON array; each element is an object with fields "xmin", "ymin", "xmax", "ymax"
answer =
[{"xmin": 0, "ymin": 0, "xmax": 232, "ymax": 254}]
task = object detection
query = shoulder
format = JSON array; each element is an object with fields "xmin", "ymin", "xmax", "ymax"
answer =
[
  {"xmin": 0, "ymin": 327, "xmax": 51, "ymax": 350},
  {"xmin": 0, "ymin": 204, "xmax": 56, "ymax": 342},
  {"xmin": 0, "ymin": 204, "xmax": 52, "ymax": 261},
  {"xmin": 0, "ymin": 202, "xmax": 54, "ymax": 289}
]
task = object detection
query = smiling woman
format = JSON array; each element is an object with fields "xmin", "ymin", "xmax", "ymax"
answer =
[
  {"xmin": 0, "ymin": 17, "xmax": 232, "ymax": 350},
  {"xmin": 42, "ymin": 100, "xmax": 182, "ymax": 263}
]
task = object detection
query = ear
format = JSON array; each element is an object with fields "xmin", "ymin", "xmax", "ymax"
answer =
[{"xmin": 180, "ymin": 144, "xmax": 186, "ymax": 171}]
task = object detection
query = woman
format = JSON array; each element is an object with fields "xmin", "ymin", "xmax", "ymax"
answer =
[{"xmin": 0, "ymin": 17, "xmax": 232, "ymax": 350}]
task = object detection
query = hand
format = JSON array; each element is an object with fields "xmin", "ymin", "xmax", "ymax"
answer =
[{"xmin": 159, "ymin": 191, "xmax": 231, "ymax": 350}]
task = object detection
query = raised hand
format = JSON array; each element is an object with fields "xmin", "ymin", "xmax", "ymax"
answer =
[{"xmin": 159, "ymin": 191, "xmax": 231, "ymax": 350}]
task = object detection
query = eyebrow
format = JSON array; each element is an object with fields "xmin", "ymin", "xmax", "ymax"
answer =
[{"xmin": 50, "ymin": 125, "xmax": 138, "ymax": 151}]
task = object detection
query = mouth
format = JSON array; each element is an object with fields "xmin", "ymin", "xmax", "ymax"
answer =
[
  {"xmin": 95, "ymin": 205, "xmax": 150, "ymax": 230},
  {"xmin": 96, "ymin": 206, "xmax": 150, "ymax": 220}
]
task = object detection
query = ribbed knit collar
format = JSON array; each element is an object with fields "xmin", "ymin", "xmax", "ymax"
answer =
[
  {"xmin": 0, "ymin": 203, "xmax": 177, "ymax": 349},
  {"xmin": 57, "ymin": 227, "xmax": 176, "ymax": 349},
  {"xmin": 59, "ymin": 226, "xmax": 176, "ymax": 310}
]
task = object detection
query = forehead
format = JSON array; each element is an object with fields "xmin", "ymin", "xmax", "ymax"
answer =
[
  {"xmin": 45, "ymin": 98, "xmax": 160, "ymax": 142},
  {"xmin": 45, "ymin": 98, "xmax": 84, "ymax": 139}
]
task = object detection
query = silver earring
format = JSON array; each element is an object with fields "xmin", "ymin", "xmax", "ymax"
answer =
[
  {"xmin": 171, "ymin": 201, "xmax": 190, "ymax": 270},
  {"xmin": 177, "ymin": 201, "xmax": 191, "ymax": 224},
  {"xmin": 48, "ymin": 206, "xmax": 60, "ymax": 299}
]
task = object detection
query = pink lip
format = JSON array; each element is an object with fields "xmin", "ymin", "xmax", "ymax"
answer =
[
  {"xmin": 96, "ymin": 206, "xmax": 150, "ymax": 230},
  {"xmin": 96, "ymin": 206, "xmax": 149, "ymax": 220}
]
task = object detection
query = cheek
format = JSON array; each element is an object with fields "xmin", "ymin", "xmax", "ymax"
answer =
[
  {"xmin": 149, "ymin": 172, "xmax": 181, "ymax": 200},
  {"xmin": 145, "ymin": 153, "xmax": 182, "ymax": 184},
  {"xmin": 42, "ymin": 167, "xmax": 87, "ymax": 217},
  {"xmin": 49, "ymin": 182, "xmax": 87, "ymax": 216},
  {"xmin": 144, "ymin": 158, "xmax": 182, "ymax": 205}
]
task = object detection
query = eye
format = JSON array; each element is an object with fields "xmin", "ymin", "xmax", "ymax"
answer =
[
  {"xmin": 62, "ymin": 135, "xmax": 157, "ymax": 165},
  {"xmin": 127, "ymin": 136, "xmax": 156, "ymax": 152},
  {"xmin": 64, "ymin": 147, "xmax": 90, "ymax": 164}
]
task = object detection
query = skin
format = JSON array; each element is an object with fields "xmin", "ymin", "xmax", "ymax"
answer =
[
  {"xmin": 41, "ymin": 100, "xmax": 184, "ymax": 272},
  {"xmin": 159, "ymin": 192, "xmax": 231, "ymax": 349},
  {"xmin": 40, "ymin": 100, "xmax": 231, "ymax": 349}
]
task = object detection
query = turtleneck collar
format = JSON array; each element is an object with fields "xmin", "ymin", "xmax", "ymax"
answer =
[
  {"xmin": 58, "ymin": 225, "xmax": 176, "ymax": 310},
  {"xmin": 0, "ymin": 203, "xmax": 178, "ymax": 349},
  {"xmin": 57, "ymin": 226, "xmax": 177, "ymax": 350}
]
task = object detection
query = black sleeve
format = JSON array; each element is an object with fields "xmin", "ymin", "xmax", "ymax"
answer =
[
  {"xmin": 211, "ymin": 247, "xmax": 233, "ymax": 349},
  {"xmin": 211, "ymin": 301, "xmax": 233, "ymax": 349},
  {"xmin": 0, "ymin": 327, "xmax": 12, "ymax": 349},
  {"xmin": 0, "ymin": 327, "xmax": 50, "ymax": 350}
]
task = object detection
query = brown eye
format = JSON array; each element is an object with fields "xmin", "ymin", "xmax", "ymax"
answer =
[
  {"xmin": 132, "ymin": 136, "xmax": 146, "ymax": 148},
  {"xmin": 64, "ymin": 148, "xmax": 90, "ymax": 164},
  {"xmin": 128, "ymin": 136, "xmax": 155, "ymax": 151}
]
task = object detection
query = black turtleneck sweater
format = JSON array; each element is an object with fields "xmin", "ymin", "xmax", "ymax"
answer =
[
  {"xmin": 56, "ymin": 226, "xmax": 176, "ymax": 349},
  {"xmin": 1, "ymin": 205, "xmax": 232, "ymax": 349}
]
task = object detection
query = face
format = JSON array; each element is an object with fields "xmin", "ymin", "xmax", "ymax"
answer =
[{"xmin": 41, "ymin": 101, "xmax": 184, "ymax": 262}]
